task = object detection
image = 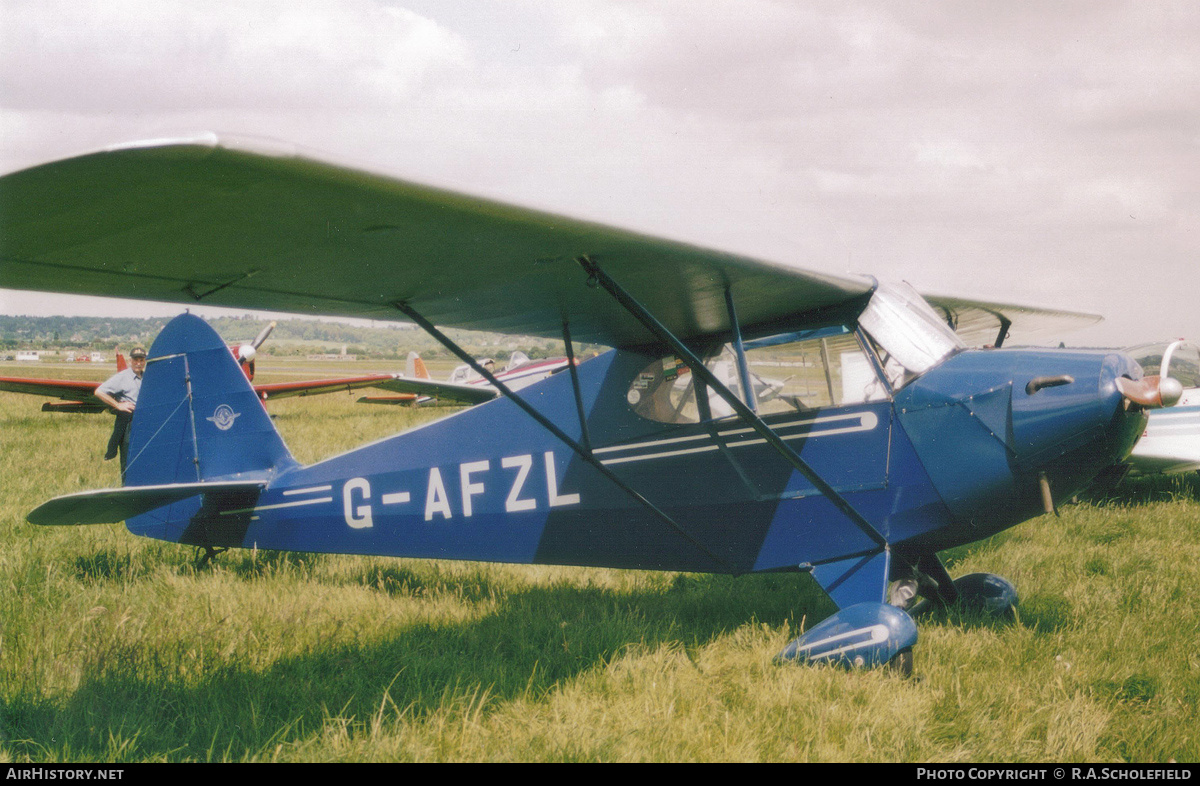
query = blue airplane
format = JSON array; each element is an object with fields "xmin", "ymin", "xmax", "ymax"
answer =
[{"xmin": 0, "ymin": 136, "xmax": 1183, "ymax": 674}]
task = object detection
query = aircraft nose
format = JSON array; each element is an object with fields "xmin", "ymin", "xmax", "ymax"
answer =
[
  {"xmin": 1014, "ymin": 351, "xmax": 1149, "ymax": 464},
  {"xmin": 891, "ymin": 347, "xmax": 1159, "ymax": 541},
  {"xmin": 894, "ymin": 347, "xmax": 1154, "ymax": 542}
]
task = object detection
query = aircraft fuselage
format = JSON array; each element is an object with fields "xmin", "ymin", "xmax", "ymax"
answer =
[{"xmin": 125, "ymin": 337, "xmax": 1147, "ymax": 609}]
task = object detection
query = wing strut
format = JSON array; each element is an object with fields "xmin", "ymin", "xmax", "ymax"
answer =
[
  {"xmin": 724, "ymin": 286, "xmax": 757, "ymax": 414},
  {"xmin": 561, "ymin": 320, "xmax": 592, "ymax": 453},
  {"xmin": 994, "ymin": 314, "xmax": 1012, "ymax": 349},
  {"xmin": 391, "ymin": 300, "xmax": 737, "ymax": 572},
  {"xmin": 577, "ymin": 257, "xmax": 888, "ymax": 552}
]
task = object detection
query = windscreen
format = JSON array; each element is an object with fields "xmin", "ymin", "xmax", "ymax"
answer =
[{"xmin": 858, "ymin": 282, "xmax": 965, "ymax": 389}]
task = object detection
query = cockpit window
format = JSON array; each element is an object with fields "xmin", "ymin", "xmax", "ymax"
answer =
[
  {"xmin": 626, "ymin": 284, "xmax": 963, "ymax": 425},
  {"xmin": 449, "ymin": 358, "xmax": 495, "ymax": 384},
  {"xmin": 858, "ymin": 281, "xmax": 964, "ymax": 388},
  {"xmin": 628, "ymin": 329, "xmax": 887, "ymax": 424},
  {"xmin": 627, "ymin": 349, "xmax": 745, "ymax": 424},
  {"xmin": 744, "ymin": 329, "xmax": 888, "ymax": 413}
]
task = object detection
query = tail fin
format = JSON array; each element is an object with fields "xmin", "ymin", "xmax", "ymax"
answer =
[
  {"xmin": 126, "ymin": 313, "xmax": 298, "ymax": 488},
  {"xmin": 406, "ymin": 351, "xmax": 431, "ymax": 380},
  {"xmin": 116, "ymin": 349, "xmax": 127, "ymax": 372},
  {"xmin": 505, "ymin": 350, "xmax": 530, "ymax": 371}
]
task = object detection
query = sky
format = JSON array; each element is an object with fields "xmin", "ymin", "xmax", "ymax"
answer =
[{"xmin": 1, "ymin": 0, "xmax": 1196, "ymax": 347}]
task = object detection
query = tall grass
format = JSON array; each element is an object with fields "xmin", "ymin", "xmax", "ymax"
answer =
[{"xmin": 1, "ymin": 373, "xmax": 1197, "ymax": 762}]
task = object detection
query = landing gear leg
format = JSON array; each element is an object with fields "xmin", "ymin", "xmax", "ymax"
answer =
[
  {"xmin": 897, "ymin": 553, "xmax": 1018, "ymax": 619},
  {"xmin": 888, "ymin": 579, "xmax": 920, "ymax": 609},
  {"xmin": 889, "ymin": 553, "xmax": 958, "ymax": 610}
]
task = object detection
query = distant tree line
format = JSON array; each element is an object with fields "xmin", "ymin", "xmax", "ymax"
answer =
[{"xmin": 0, "ymin": 314, "xmax": 601, "ymax": 361}]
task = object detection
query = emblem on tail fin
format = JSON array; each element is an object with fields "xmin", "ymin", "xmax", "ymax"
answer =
[{"xmin": 207, "ymin": 404, "xmax": 241, "ymax": 431}]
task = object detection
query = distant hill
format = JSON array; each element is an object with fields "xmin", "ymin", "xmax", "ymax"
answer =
[{"xmin": 0, "ymin": 314, "xmax": 597, "ymax": 361}]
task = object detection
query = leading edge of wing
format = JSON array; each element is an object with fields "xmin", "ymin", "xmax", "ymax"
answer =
[{"xmin": 0, "ymin": 134, "xmax": 874, "ymax": 348}]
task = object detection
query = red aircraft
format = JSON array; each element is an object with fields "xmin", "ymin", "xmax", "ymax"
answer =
[{"xmin": 0, "ymin": 321, "xmax": 396, "ymax": 413}]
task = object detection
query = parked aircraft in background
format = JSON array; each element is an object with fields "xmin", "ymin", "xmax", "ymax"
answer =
[
  {"xmin": 0, "ymin": 135, "xmax": 1182, "ymax": 674},
  {"xmin": 364, "ymin": 349, "xmax": 792, "ymax": 411},
  {"xmin": 66, "ymin": 352, "xmax": 107, "ymax": 362},
  {"xmin": 0, "ymin": 320, "xmax": 396, "ymax": 413},
  {"xmin": 1124, "ymin": 340, "xmax": 1200, "ymax": 475},
  {"xmin": 360, "ymin": 351, "xmax": 569, "ymax": 406}
]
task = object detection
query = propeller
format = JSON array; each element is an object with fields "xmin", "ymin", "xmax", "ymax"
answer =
[
  {"xmin": 1115, "ymin": 375, "xmax": 1184, "ymax": 409},
  {"xmin": 236, "ymin": 321, "xmax": 276, "ymax": 364},
  {"xmin": 251, "ymin": 321, "xmax": 276, "ymax": 350}
]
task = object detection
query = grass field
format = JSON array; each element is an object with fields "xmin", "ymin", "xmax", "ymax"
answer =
[{"xmin": 1, "ymin": 363, "xmax": 1198, "ymax": 762}]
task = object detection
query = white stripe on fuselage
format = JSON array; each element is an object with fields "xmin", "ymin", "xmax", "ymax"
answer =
[
  {"xmin": 206, "ymin": 411, "xmax": 877, "ymax": 523},
  {"xmin": 282, "ymin": 485, "xmax": 333, "ymax": 496},
  {"xmin": 597, "ymin": 412, "xmax": 879, "ymax": 466},
  {"xmin": 219, "ymin": 496, "xmax": 333, "ymax": 516}
]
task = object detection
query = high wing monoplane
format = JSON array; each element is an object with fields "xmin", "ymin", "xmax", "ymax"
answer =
[
  {"xmin": 0, "ymin": 320, "xmax": 397, "ymax": 412},
  {"xmin": 0, "ymin": 135, "xmax": 1182, "ymax": 673}
]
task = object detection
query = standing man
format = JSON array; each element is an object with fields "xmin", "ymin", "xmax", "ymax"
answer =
[{"xmin": 94, "ymin": 346, "xmax": 147, "ymax": 478}]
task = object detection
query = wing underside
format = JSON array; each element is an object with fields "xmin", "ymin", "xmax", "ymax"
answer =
[
  {"xmin": 0, "ymin": 135, "xmax": 873, "ymax": 348},
  {"xmin": 0, "ymin": 135, "xmax": 1104, "ymax": 348}
]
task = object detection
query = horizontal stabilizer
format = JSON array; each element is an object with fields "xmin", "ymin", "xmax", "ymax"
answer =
[{"xmin": 28, "ymin": 480, "xmax": 266, "ymax": 526}]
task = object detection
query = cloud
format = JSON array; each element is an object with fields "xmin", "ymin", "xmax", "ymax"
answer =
[
  {"xmin": 0, "ymin": 0, "xmax": 1197, "ymax": 344},
  {"xmin": 0, "ymin": 0, "xmax": 471, "ymax": 113}
]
